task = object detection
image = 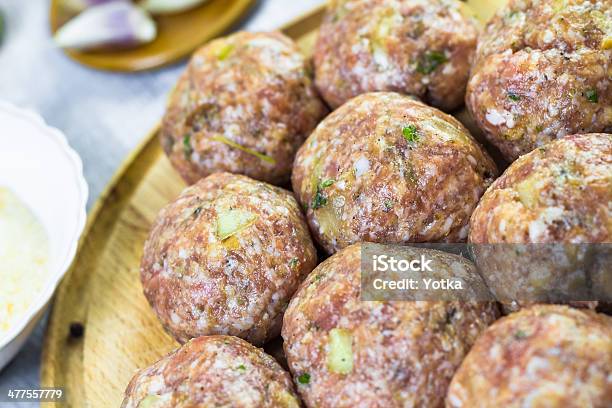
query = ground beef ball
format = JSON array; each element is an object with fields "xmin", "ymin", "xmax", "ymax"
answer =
[
  {"xmin": 282, "ymin": 243, "xmax": 499, "ymax": 408},
  {"xmin": 292, "ymin": 92, "xmax": 498, "ymax": 254},
  {"xmin": 122, "ymin": 335, "xmax": 300, "ymax": 408},
  {"xmin": 313, "ymin": 0, "xmax": 479, "ymax": 111},
  {"xmin": 469, "ymin": 134, "xmax": 611, "ymax": 308},
  {"xmin": 466, "ymin": 0, "xmax": 612, "ymax": 162},
  {"xmin": 446, "ymin": 305, "xmax": 612, "ymax": 408},
  {"xmin": 140, "ymin": 173, "xmax": 317, "ymax": 345},
  {"xmin": 161, "ymin": 31, "xmax": 328, "ymax": 185}
]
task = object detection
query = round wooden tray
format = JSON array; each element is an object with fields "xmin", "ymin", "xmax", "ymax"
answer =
[
  {"xmin": 40, "ymin": 2, "xmax": 504, "ymax": 406},
  {"xmin": 49, "ymin": 0, "xmax": 257, "ymax": 72}
]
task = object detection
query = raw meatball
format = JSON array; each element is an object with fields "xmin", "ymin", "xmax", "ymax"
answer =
[
  {"xmin": 122, "ymin": 335, "xmax": 300, "ymax": 408},
  {"xmin": 469, "ymin": 134, "xmax": 612, "ymax": 308},
  {"xmin": 140, "ymin": 173, "xmax": 317, "ymax": 345},
  {"xmin": 446, "ymin": 305, "xmax": 612, "ymax": 408},
  {"xmin": 292, "ymin": 92, "xmax": 498, "ymax": 254},
  {"xmin": 161, "ymin": 31, "xmax": 328, "ymax": 185},
  {"xmin": 466, "ymin": 0, "xmax": 612, "ymax": 162},
  {"xmin": 282, "ymin": 243, "xmax": 499, "ymax": 408},
  {"xmin": 314, "ymin": 0, "xmax": 479, "ymax": 111}
]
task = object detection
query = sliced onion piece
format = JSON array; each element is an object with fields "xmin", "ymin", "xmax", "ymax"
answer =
[
  {"xmin": 54, "ymin": 1, "xmax": 157, "ymax": 50},
  {"xmin": 139, "ymin": 0, "xmax": 209, "ymax": 15},
  {"xmin": 216, "ymin": 209, "xmax": 257, "ymax": 241}
]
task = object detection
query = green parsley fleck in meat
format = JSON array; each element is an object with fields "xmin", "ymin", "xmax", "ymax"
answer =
[{"xmin": 416, "ymin": 51, "xmax": 448, "ymax": 74}]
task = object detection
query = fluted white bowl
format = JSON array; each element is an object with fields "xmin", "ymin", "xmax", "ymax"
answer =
[{"xmin": 0, "ymin": 101, "xmax": 88, "ymax": 370}]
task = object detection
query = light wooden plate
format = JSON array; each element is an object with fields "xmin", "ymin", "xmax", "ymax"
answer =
[
  {"xmin": 41, "ymin": 2, "xmax": 505, "ymax": 406},
  {"xmin": 49, "ymin": 0, "xmax": 257, "ymax": 72}
]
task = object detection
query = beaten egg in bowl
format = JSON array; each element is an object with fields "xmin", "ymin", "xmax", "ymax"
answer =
[{"xmin": 0, "ymin": 187, "xmax": 50, "ymax": 335}]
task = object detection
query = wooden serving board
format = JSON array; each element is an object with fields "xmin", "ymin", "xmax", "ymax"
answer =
[{"xmin": 41, "ymin": 2, "xmax": 505, "ymax": 406}]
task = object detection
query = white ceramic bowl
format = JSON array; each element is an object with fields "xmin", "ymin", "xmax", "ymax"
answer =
[{"xmin": 0, "ymin": 101, "xmax": 88, "ymax": 370}]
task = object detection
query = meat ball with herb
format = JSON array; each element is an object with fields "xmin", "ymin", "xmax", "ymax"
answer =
[
  {"xmin": 122, "ymin": 335, "xmax": 300, "ymax": 408},
  {"xmin": 161, "ymin": 31, "xmax": 328, "ymax": 186},
  {"xmin": 469, "ymin": 134, "xmax": 612, "ymax": 309},
  {"xmin": 313, "ymin": 0, "xmax": 480, "ymax": 111},
  {"xmin": 447, "ymin": 305, "xmax": 612, "ymax": 408},
  {"xmin": 282, "ymin": 243, "xmax": 499, "ymax": 408},
  {"xmin": 292, "ymin": 92, "xmax": 498, "ymax": 254},
  {"xmin": 466, "ymin": 0, "xmax": 612, "ymax": 162},
  {"xmin": 140, "ymin": 173, "xmax": 317, "ymax": 345}
]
